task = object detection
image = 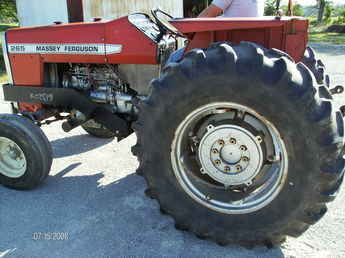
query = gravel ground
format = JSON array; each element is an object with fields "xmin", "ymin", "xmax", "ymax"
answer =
[{"xmin": 1, "ymin": 45, "xmax": 345, "ymax": 258}]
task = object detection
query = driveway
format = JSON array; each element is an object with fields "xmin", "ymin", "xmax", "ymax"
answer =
[{"xmin": 1, "ymin": 45, "xmax": 345, "ymax": 258}]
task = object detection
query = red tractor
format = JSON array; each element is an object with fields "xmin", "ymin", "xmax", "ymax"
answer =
[{"xmin": 1, "ymin": 9, "xmax": 344, "ymax": 247}]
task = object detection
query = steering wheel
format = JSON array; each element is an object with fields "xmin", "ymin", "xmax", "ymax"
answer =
[{"xmin": 151, "ymin": 9, "xmax": 185, "ymax": 38}]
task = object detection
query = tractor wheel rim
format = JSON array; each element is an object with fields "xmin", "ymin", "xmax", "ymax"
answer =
[
  {"xmin": 0, "ymin": 137, "xmax": 27, "ymax": 178},
  {"xmin": 171, "ymin": 102, "xmax": 288, "ymax": 214}
]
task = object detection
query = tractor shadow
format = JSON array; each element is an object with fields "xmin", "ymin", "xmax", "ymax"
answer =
[
  {"xmin": 51, "ymin": 134, "xmax": 113, "ymax": 158},
  {"xmin": 0, "ymin": 164, "xmax": 285, "ymax": 258}
]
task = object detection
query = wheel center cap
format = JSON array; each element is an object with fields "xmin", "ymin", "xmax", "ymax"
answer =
[
  {"xmin": 220, "ymin": 145, "xmax": 241, "ymax": 164},
  {"xmin": 198, "ymin": 124, "xmax": 264, "ymax": 187},
  {"xmin": 0, "ymin": 137, "xmax": 27, "ymax": 178}
]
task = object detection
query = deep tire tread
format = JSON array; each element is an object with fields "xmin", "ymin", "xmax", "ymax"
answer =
[{"xmin": 132, "ymin": 42, "xmax": 344, "ymax": 247}]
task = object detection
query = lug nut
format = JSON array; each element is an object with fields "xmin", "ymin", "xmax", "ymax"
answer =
[
  {"xmin": 207, "ymin": 125, "xmax": 214, "ymax": 131},
  {"xmin": 215, "ymin": 160, "xmax": 221, "ymax": 166},
  {"xmin": 242, "ymin": 156, "xmax": 250, "ymax": 162},
  {"xmin": 236, "ymin": 165, "xmax": 242, "ymax": 172},
  {"xmin": 256, "ymin": 136, "xmax": 263, "ymax": 143},
  {"xmin": 212, "ymin": 149, "xmax": 219, "ymax": 154},
  {"xmin": 224, "ymin": 166, "xmax": 231, "ymax": 172},
  {"xmin": 229, "ymin": 138, "xmax": 237, "ymax": 145},
  {"xmin": 240, "ymin": 145, "xmax": 247, "ymax": 152},
  {"xmin": 218, "ymin": 140, "xmax": 225, "ymax": 146}
]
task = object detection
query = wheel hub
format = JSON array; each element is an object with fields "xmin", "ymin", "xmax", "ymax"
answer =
[
  {"xmin": 0, "ymin": 137, "xmax": 27, "ymax": 178},
  {"xmin": 220, "ymin": 144, "xmax": 242, "ymax": 164},
  {"xmin": 171, "ymin": 102, "xmax": 288, "ymax": 214},
  {"xmin": 198, "ymin": 124, "xmax": 263, "ymax": 187}
]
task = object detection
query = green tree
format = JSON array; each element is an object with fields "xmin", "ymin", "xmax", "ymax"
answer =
[
  {"xmin": 0, "ymin": 0, "xmax": 18, "ymax": 23},
  {"xmin": 265, "ymin": 0, "xmax": 277, "ymax": 16},
  {"xmin": 265, "ymin": 1, "xmax": 304, "ymax": 17},
  {"xmin": 324, "ymin": 2, "xmax": 334, "ymax": 22},
  {"xmin": 281, "ymin": 4, "xmax": 304, "ymax": 16},
  {"xmin": 184, "ymin": 0, "xmax": 212, "ymax": 17},
  {"xmin": 317, "ymin": 0, "xmax": 332, "ymax": 23},
  {"xmin": 293, "ymin": 4, "xmax": 304, "ymax": 16},
  {"xmin": 333, "ymin": 8, "xmax": 345, "ymax": 24}
]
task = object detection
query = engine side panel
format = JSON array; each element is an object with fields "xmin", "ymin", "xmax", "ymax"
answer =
[
  {"xmin": 118, "ymin": 64, "xmax": 160, "ymax": 95},
  {"xmin": 5, "ymin": 16, "xmax": 158, "ymax": 87},
  {"xmin": 7, "ymin": 22, "xmax": 106, "ymax": 86}
]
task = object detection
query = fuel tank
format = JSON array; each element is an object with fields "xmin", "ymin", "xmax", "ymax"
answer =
[{"xmin": 171, "ymin": 16, "xmax": 309, "ymax": 63}]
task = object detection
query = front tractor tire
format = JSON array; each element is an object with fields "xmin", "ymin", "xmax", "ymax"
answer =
[
  {"xmin": 132, "ymin": 42, "xmax": 345, "ymax": 246},
  {"xmin": 0, "ymin": 114, "xmax": 52, "ymax": 190}
]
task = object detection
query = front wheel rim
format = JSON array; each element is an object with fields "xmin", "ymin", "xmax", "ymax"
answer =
[
  {"xmin": 0, "ymin": 137, "xmax": 27, "ymax": 178},
  {"xmin": 171, "ymin": 102, "xmax": 288, "ymax": 214}
]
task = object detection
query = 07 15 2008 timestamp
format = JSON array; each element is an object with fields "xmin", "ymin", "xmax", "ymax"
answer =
[{"xmin": 32, "ymin": 232, "xmax": 69, "ymax": 241}]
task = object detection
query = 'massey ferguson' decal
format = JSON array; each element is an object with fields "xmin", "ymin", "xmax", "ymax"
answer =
[{"xmin": 7, "ymin": 43, "xmax": 122, "ymax": 55}]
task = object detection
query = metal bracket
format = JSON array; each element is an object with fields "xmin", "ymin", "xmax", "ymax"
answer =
[
  {"xmin": 330, "ymin": 85, "xmax": 344, "ymax": 95},
  {"xmin": 288, "ymin": 19, "xmax": 298, "ymax": 35},
  {"xmin": 3, "ymin": 84, "xmax": 132, "ymax": 138}
]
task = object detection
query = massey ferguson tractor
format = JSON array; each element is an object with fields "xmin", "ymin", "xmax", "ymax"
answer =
[{"xmin": 1, "ymin": 9, "xmax": 344, "ymax": 247}]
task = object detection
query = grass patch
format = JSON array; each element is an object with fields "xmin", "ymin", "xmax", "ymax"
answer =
[
  {"xmin": 308, "ymin": 21, "xmax": 345, "ymax": 45},
  {"xmin": 0, "ymin": 72, "xmax": 8, "ymax": 84},
  {"xmin": 309, "ymin": 23, "xmax": 330, "ymax": 33},
  {"xmin": 0, "ymin": 23, "xmax": 17, "ymax": 32},
  {"xmin": 309, "ymin": 32, "xmax": 345, "ymax": 45}
]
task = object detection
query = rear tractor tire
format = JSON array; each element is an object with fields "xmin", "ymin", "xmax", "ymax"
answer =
[
  {"xmin": 132, "ymin": 42, "xmax": 345, "ymax": 246},
  {"xmin": 301, "ymin": 46, "xmax": 326, "ymax": 85},
  {"xmin": 0, "ymin": 114, "xmax": 52, "ymax": 190},
  {"xmin": 82, "ymin": 119, "xmax": 116, "ymax": 139}
]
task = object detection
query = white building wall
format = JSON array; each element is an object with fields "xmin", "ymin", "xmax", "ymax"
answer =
[
  {"xmin": 15, "ymin": 0, "xmax": 184, "ymax": 27},
  {"xmin": 16, "ymin": 0, "xmax": 68, "ymax": 27},
  {"xmin": 83, "ymin": 0, "xmax": 184, "ymax": 22}
]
